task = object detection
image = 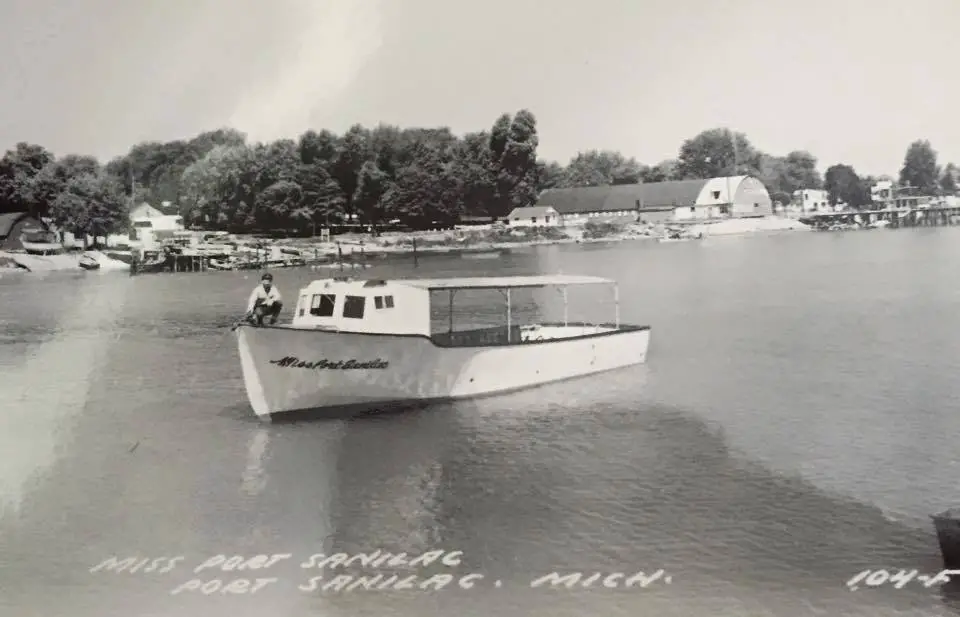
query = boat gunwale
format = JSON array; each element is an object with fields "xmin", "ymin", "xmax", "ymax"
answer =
[{"xmin": 239, "ymin": 321, "xmax": 650, "ymax": 349}]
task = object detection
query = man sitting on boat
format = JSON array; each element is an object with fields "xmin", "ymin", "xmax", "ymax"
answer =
[{"xmin": 245, "ymin": 273, "xmax": 283, "ymax": 326}]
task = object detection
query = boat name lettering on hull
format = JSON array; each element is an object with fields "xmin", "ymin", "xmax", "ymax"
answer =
[{"xmin": 269, "ymin": 356, "xmax": 389, "ymax": 370}]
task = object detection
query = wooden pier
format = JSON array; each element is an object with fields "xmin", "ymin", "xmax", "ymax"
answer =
[{"xmin": 799, "ymin": 206, "xmax": 960, "ymax": 230}]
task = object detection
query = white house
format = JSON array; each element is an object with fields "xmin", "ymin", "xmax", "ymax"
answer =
[
  {"xmin": 792, "ymin": 189, "xmax": 832, "ymax": 212},
  {"xmin": 506, "ymin": 206, "xmax": 561, "ymax": 227},
  {"xmin": 129, "ymin": 202, "xmax": 185, "ymax": 247},
  {"xmin": 871, "ymin": 180, "xmax": 894, "ymax": 205}
]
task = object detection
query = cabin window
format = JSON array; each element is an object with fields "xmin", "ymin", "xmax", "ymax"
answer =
[
  {"xmin": 343, "ymin": 295, "xmax": 365, "ymax": 319},
  {"xmin": 384, "ymin": 295, "xmax": 394, "ymax": 308},
  {"xmin": 374, "ymin": 296, "xmax": 383, "ymax": 309},
  {"xmin": 310, "ymin": 293, "xmax": 336, "ymax": 317}
]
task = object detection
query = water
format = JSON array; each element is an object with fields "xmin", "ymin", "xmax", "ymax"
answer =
[{"xmin": 2, "ymin": 229, "xmax": 960, "ymax": 616}]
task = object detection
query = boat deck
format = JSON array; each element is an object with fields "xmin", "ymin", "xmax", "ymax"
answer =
[{"xmin": 431, "ymin": 323, "xmax": 624, "ymax": 347}]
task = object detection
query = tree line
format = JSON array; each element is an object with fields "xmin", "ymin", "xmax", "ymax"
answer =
[{"xmin": 0, "ymin": 111, "xmax": 955, "ymax": 238}]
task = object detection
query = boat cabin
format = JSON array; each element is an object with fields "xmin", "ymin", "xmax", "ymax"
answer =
[
  {"xmin": 290, "ymin": 275, "xmax": 624, "ymax": 347},
  {"xmin": 293, "ymin": 278, "xmax": 430, "ymax": 335}
]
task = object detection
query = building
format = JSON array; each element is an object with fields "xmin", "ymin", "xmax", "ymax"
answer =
[
  {"xmin": 869, "ymin": 181, "xmax": 931, "ymax": 210},
  {"xmin": 506, "ymin": 206, "xmax": 561, "ymax": 227},
  {"xmin": 129, "ymin": 202, "xmax": 184, "ymax": 247},
  {"xmin": 792, "ymin": 189, "xmax": 832, "ymax": 212},
  {"xmin": 871, "ymin": 180, "xmax": 894, "ymax": 205},
  {"xmin": 0, "ymin": 212, "xmax": 53, "ymax": 251},
  {"xmin": 535, "ymin": 176, "xmax": 773, "ymax": 224}
]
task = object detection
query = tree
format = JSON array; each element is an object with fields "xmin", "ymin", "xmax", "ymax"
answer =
[
  {"xmin": 330, "ymin": 124, "xmax": 370, "ymax": 217},
  {"xmin": 641, "ymin": 159, "xmax": 679, "ymax": 183},
  {"xmin": 295, "ymin": 163, "xmax": 345, "ymax": 230},
  {"xmin": 485, "ymin": 109, "xmax": 540, "ymax": 217},
  {"xmin": 179, "ymin": 144, "xmax": 259, "ymax": 229},
  {"xmin": 297, "ymin": 129, "xmax": 339, "ymax": 168},
  {"xmin": 256, "ymin": 180, "xmax": 302, "ymax": 230},
  {"xmin": 559, "ymin": 150, "xmax": 643, "ymax": 188},
  {"xmin": 0, "ymin": 142, "xmax": 56, "ymax": 216},
  {"xmin": 32, "ymin": 154, "xmax": 101, "ymax": 209},
  {"xmin": 899, "ymin": 140, "xmax": 939, "ymax": 194},
  {"xmin": 352, "ymin": 162, "xmax": 392, "ymax": 230},
  {"xmin": 386, "ymin": 143, "xmax": 461, "ymax": 227},
  {"xmin": 451, "ymin": 131, "xmax": 496, "ymax": 218},
  {"xmin": 824, "ymin": 164, "xmax": 870, "ymax": 208},
  {"xmin": 535, "ymin": 160, "xmax": 565, "ymax": 192},
  {"xmin": 676, "ymin": 128, "xmax": 758, "ymax": 180},
  {"xmin": 49, "ymin": 173, "xmax": 128, "ymax": 246},
  {"xmin": 940, "ymin": 163, "xmax": 957, "ymax": 195},
  {"xmin": 782, "ymin": 151, "xmax": 823, "ymax": 190}
]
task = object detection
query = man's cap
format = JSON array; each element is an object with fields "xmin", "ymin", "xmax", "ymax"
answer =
[{"xmin": 261, "ymin": 273, "xmax": 273, "ymax": 281}]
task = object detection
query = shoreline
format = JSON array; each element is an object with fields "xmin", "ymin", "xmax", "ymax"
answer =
[
  {"xmin": 259, "ymin": 216, "xmax": 812, "ymax": 259},
  {"xmin": 0, "ymin": 250, "xmax": 130, "ymax": 275},
  {"xmin": 0, "ymin": 217, "xmax": 810, "ymax": 276}
]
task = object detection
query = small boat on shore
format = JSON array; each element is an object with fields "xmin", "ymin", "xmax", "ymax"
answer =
[
  {"xmin": 235, "ymin": 274, "xmax": 651, "ymax": 420},
  {"xmin": 78, "ymin": 253, "xmax": 100, "ymax": 270}
]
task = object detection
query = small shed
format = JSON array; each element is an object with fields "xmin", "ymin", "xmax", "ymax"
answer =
[
  {"xmin": 0, "ymin": 212, "xmax": 51, "ymax": 251},
  {"xmin": 507, "ymin": 206, "xmax": 561, "ymax": 227}
]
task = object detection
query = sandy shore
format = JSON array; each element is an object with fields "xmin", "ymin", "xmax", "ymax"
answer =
[
  {"xmin": 0, "ymin": 217, "xmax": 811, "ymax": 276},
  {"xmin": 0, "ymin": 250, "xmax": 130, "ymax": 274},
  {"xmin": 264, "ymin": 216, "xmax": 810, "ymax": 257}
]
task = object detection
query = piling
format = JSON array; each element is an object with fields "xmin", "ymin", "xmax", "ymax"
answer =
[
  {"xmin": 932, "ymin": 508, "xmax": 960, "ymax": 569},
  {"xmin": 412, "ymin": 237, "xmax": 419, "ymax": 268}
]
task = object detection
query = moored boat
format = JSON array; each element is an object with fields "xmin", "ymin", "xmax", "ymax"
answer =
[
  {"xmin": 235, "ymin": 274, "xmax": 651, "ymax": 420},
  {"xmin": 78, "ymin": 253, "xmax": 100, "ymax": 270}
]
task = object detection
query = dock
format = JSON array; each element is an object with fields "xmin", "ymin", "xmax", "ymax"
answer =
[{"xmin": 799, "ymin": 206, "xmax": 960, "ymax": 230}]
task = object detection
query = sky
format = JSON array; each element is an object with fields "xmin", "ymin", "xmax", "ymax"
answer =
[{"xmin": 0, "ymin": 0, "xmax": 956, "ymax": 177}]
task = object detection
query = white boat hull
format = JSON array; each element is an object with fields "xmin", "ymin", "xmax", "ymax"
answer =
[{"xmin": 236, "ymin": 324, "xmax": 650, "ymax": 419}]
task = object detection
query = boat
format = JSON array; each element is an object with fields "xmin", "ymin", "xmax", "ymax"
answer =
[
  {"xmin": 133, "ymin": 251, "xmax": 170, "ymax": 274},
  {"xmin": 78, "ymin": 253, "xmax": 100, "ymax": 270},
  {"xmin": 19, "ymin": 234, "xmax": 63, "ymax": 255},
  {"xmin": 310, "ymin": 261, "xmax": 372, "ymax": 270},
  {"xmin": 208, "ymin": 259, "xmax": 236, "ymax": 271},
  {"xmin": 655, "ymin": 227, "xmax": 703, "ymax": 243},
  {"xmin": 235, "ymin": 274, "xmax": 651, "ymax": 420}
]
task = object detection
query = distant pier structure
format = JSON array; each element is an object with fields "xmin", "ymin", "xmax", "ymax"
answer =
[{"xmin": 800, "ymin": 206, "xmax": 960, "ymax": 230}]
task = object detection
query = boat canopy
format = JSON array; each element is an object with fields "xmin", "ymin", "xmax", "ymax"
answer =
[{"xmin": 397, "ymin": 274, "xmax": 614, "ymax": 291}]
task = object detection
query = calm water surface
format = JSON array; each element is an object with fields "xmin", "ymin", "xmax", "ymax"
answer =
[{"xmin": 2, "ymin": 229, "xmax": 960, "ymax": 616}]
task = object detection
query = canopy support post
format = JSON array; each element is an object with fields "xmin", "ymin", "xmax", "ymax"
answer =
[
  {"xmin": 506, "ymin": 289, "xmax": 512, "ymax": 343},
  {"xmin": 614, "ymin": 283, "xmax": 620, "ymax": 328},
  {"xmin": 448, "ymin": 289, "xmax": 456, "ymax": 333},
  {"xmin": 563, "ymin": 286, "xmax": 568, "ymax": 327}
]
